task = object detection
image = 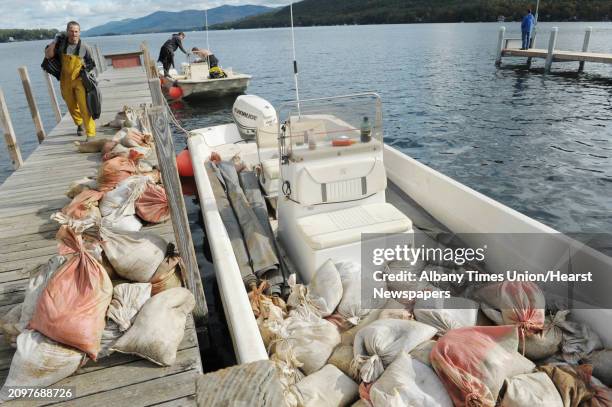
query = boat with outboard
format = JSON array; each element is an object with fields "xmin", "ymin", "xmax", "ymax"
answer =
[{"xmin": 186, "ymin": 92, "xmax": 612, "ymax": 364}]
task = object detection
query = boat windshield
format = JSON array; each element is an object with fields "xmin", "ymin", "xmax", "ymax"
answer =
[{"xmin": 277, "ymin": 93, "xmax": 382, "ymax": 161}]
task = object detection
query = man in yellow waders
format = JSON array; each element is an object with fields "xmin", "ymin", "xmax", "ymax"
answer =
[{"xmin": 44, "ymin": 21, "xmax": 97, "ymax": 138}]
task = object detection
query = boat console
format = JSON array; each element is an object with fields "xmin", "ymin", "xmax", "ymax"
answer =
[{"xmin": 275, "ymin": 94, "xmax": 414, "ymax": 282}]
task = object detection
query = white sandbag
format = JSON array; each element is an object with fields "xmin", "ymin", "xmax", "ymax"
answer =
[
  {"xmin": 100, "ymin": 175, "xmax": 149, "ymax": 232},
  {"xmin": 351, "ymin": 319, "xmax": 437, "ymax": 383},
  {"xmin": 523, "ymin": 310, "xmax": 566, "ymax": 360},
  {"xmin": 341, "ymin": 299, "xmax": 411, "ymax": 346},
  {"xmin": 100, "ymin": 176, "xmax": 146, "ymax": 216},
  {"xmin": 0, "ymin": 330, "xmax": 85, "ymax": 401},
  {"xmin": 328, "ymin": 344, "xmax": 354, "ymax": 377},
  {"xmin": 289, "ymin": 365, "xmax": 358, "ymax": 407},
  {"xmin": 410, "ymin": 339, "xmax": 436, "ymax": 367},
  {"xmin": 341, "ymin": 307, "xmax": 384, "ymax": 346},
  {"xmin": 0, "ymin": 304, "xmax": 22, "ymax": 348},
  {"xmin": 500, "ymin": 372, "xmax": 563, "ymax": 407},
  {"xmin": 106, "ymin": 283, "xmax": 152, "ymax": 331},
  {"xmin": 379, "ymin": 298, "xmax": 413, "ymax": 321},
  {"xmin": 287, "ymin": 260, "xmax": 343, "ymax": 317},
  {"xmin": 257, "ymin": 297, "xmax": 286, "ymax": 350},
  {"xmin": 336, "ymin": 261, "xmax": 371, "ymax": 326},
  {"xmin": 111, "ymin": 287, "xmax": 195, "ymax": 366},
  {"xmin": 20, "ymin": 256, "xmax": 66, "ymax": 327},
  {"xmin": 66, "ymin": 177, "xmax": 97, "ymax": 199},
  {"xmin": 413, "ymin": 296, "xmax": 479, "ymax": 334},
  {"xmin": 271, "ymin": 310, "xmax": 340, "ymax": 375},
  {"xmin": 100, "ymin": 227, "xmax": 166, "ymax": 282},
  {"xmin": 51, "ymin": 209, "xmax": 101, "ymax": 234},
  {"xmin": 369, "ymin": 352, "xmax": 453, "ymax": 407}
]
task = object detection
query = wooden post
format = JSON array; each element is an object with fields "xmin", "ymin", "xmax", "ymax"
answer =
[
  {"xmin": 141, "ymin": 42, "xmax": 152, "ymax": 79},
  {"xmin": 495, "ymin": 26, "xmax": 505, "ymax": 67},
  {"xmin": 44, "ymin": 73, "xmax": 62, "ymax": 123},
  {"xmin": 148, "ymin": 78, "xmax": 165, "ymax": 107},
  {"xmin": 96, "ymin": 46, "xmax": 105, "ymax": 72},
  {"xmin": 93, "ymin": 45, "xmax": 102, "ymax": 75},
  {"xmin": 146, "ymin": 78, "xmax": 208, "ymax": 324},
  {"xmin": 0, "ymin": 87, "xmax": 23, "ymax": 169},
  {"xmin": 545, "ymin": 27, "xmax": 558, "ymax": 73},
  {"xmin": 579, "ymin": 27, "xmax": 592, "ymax": 72},
  {"xmin": 18, "ymin": 66, "xmax": 46, "ymax": 143}
]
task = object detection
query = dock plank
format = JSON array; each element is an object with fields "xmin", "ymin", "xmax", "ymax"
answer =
[{"xmin": 0, "ymin": 66, "xmax": 203, "ymax": 406}]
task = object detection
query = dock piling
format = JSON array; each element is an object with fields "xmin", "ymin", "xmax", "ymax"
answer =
[
  {"xmin": 18, "ymin": 66, "xmax": 46, "ymax": 143},
  {"xmin": 495, "ymin": 26, "xmax": 506, "ymax": 67},
  {"xmin": 146, "ymin": 78, "xmax": 208, "ymax": 325},
  {"xmin": 0, "ymin": 87, "xmax": 23, "ymax": 169},
  {"xmin": 545, "ymin": 27, "xmax": 558, "ymax": 73},
  {"xmin": 579, "ymin": 27, "xmax": 592, "ymax": 72},
  {"xmin": 44, "ymin": 73, "xmax": 62, "ymax": 124}
]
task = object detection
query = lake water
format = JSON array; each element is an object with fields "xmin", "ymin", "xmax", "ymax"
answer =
[{"xmin": 1, "ymin": 22, "xmax": 611, "ymax": 233}]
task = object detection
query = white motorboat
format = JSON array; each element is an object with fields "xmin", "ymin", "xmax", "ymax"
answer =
[
  {"xmin": 187, "ymin": 92, "xmax": 612, "ymax": 365},
  {"xmin": 161, "ymin": 61, "xmax": 251, "ymax": 99}
]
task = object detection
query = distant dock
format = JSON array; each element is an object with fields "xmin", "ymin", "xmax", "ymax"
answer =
[{"xmin": 495, "ymin": 26, "xmax": 612, "ymax": 73}]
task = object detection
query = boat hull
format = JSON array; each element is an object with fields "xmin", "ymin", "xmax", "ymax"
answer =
[
  {"xmin": 177, "ymin": 75, "xmax": 251, "ymax": 99},
  {"xmin": 188, "ymin": 126, "xmax": 612, "ymax": 363}
]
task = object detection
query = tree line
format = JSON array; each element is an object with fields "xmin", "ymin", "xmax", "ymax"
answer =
[
  {"xmin": 215, "ymin": 0, "xmax": 612, "ymax": 29},
  {"xmin": 0, "ymin": 29, "xmax": 59, "ymax": 43}
]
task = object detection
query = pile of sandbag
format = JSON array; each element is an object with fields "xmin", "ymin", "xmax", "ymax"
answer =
[
  {"xmin": 0, "ymin": 106, "xmax": 194, "ymax": 401},
  {"xmin": 252, "ymin": 255, "xmax": 612, "ymax": 407}
]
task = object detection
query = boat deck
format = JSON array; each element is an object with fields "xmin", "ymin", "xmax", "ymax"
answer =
[{"xmin": 0, "ymin": 66, "xmax": 202, "ymax": 406}]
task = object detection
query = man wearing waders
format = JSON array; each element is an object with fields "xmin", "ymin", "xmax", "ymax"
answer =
[
  {"xmin": 44, "ymin": 21, "xmax": 96, "ymax": 138},
  {"xmin": 521, "ymin": 9, "xmax": 535, "ymax": 50},
  {"xmin": 158, "ymin": 32, "xmax": 189, "ymax": 77}
]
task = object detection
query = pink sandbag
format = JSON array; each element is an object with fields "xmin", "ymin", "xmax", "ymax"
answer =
[
  {"xmin": 62, "ymin": 190, "xmax": 105, "ymax": 219},
  {"xmin": 474, "ymin": 281, "xmax": 545, "ymax": 334},
  {"xmin": 135, "ymin": 183, "xmax": 170, "ymax": 223},
  {"xmin": 28, "ymin": 226, "xmax": 113, "ymax": 360},
  {"xmin": 431, "ymin": 325, "xmax": 535, "ymax": 407},
  {"xmin": 97, "ymin": 153, "xmax": 139, "ymax": 192}
]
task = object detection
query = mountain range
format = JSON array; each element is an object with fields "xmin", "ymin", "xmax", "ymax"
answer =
[
  {"xmin": 83, "ymin": 5, "xmax": 275, "ymax": 36},
  {"xmin": 213, "ymin": 0, "xmax": 612, "ymax": 28}
]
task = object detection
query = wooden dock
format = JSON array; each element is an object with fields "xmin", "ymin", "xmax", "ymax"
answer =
[
  {"xmin": 495, "ymin": 26, "xmax": 612, "ymax": 73},
  {"xmin": 0, "ymin": 65, "xmax": 203, "ymax": 405}
]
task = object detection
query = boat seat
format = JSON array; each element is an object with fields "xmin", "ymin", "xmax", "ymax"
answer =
[
  {"xmin": 262, "ymin": 158, "xmax": 279, "ymax": 181},
  {"xmin": 296, "ymin": 202, "xmax": 412, "ymax": 250}
]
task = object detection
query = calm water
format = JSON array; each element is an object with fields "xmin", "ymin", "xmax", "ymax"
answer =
[{"xmin": 1, "ymin": 22, "xmax": 611, "ymax": 233}]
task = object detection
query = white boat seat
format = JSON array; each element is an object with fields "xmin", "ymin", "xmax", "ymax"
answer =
[
  {"xmin": 262, "ymin": 158, "xmax": 279, "ymax": 181},
  {"xmin": 296, "ymin": 202, "xmax": 412, "ymax": 250}
]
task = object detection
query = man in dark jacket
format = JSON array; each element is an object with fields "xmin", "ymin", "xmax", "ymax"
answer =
[
  {"xmin": 44, "ymin": 21, "xmax": 97, "ymax": 137},
  {"xmin": 158, "ymin": 32, "xmax": 189, "ymax": 77}
]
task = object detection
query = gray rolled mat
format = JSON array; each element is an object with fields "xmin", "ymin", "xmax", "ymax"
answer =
[
  {"xmin": 218, "ymin": 161, "xmax": 279, "ymax": 278},
  {"xmin": 239, "ymin": 170, "xmax": 285, "ymax": 294},
  {"xmin": 205, "ymin": 162, "xmax": 256, "ymax": 287}
]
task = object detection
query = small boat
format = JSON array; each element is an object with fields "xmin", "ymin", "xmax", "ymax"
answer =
[
  {"xmin": 160, "ymin": 61, "xmax": 251, "ymax": 99},
  {"xmin": 187, "ymin": 92, "xmax": 612, "ymax": 364}
]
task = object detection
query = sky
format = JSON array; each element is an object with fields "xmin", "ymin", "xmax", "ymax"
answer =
[{"xmin": 2, "ymin": 0, "xmax": 294, "ymax": 30}]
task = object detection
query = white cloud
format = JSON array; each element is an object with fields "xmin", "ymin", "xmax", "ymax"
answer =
[{"xmin": 1, "ymin": 0, "xmax": 292, "ymax": 30}]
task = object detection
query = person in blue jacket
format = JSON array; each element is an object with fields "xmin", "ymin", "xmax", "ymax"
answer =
[{"xmin": 521, "ymin": 9, "xmax": 535, "ymax": 50}]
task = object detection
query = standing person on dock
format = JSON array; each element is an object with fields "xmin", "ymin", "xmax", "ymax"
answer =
[
  {"xmin": 521, "ymin": 9, "xmax": 535, "ymax": 50},
  {"xmin": 44, "ymin": 21, "xmax": 97, "ymax": 138},
  {"xmin": 158, "ymin": 32, "xmax": 189, "ymax": 77}
]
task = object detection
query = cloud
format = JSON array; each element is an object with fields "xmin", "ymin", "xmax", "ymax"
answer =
[{"xmin": 0, "ymin": 0, "xmax": 292, "ymax": 30}]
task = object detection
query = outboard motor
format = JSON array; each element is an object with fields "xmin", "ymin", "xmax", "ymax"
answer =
[{"xmin": 232, "ymin": 95, "xmax": 277, "ymax": 141}]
